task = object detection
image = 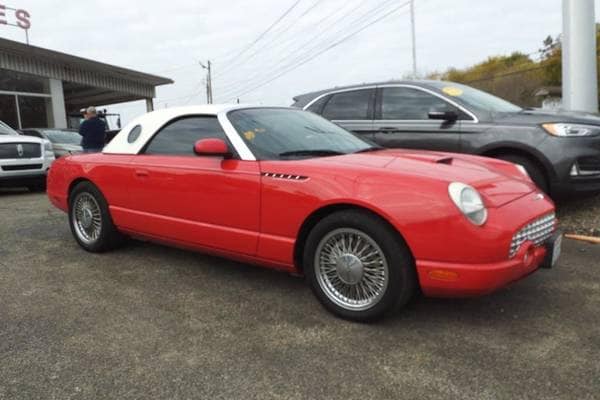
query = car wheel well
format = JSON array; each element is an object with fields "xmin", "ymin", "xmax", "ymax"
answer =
[
  {"xmin": 482, "ymin": 147, "xmax": 549, "ymax": 182},
  {"xmin": 294, "ymin": 204, "xmax": 407, "ymax": 273},
  {"xmin": 68, "ymin": 178, "xmax": 94, "ymax": 199}
]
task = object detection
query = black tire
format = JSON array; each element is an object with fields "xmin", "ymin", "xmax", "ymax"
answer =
[
  {"xmin": 303, "ymin": 209, "xmax": 417, "ymax": 322},
  {"xmin": 68, "ymin": 181, "xmax": 124, "ymax": 252},
  {"xmin": 496, "ymin": 154, "xmax": 549, "ymax": 194}
]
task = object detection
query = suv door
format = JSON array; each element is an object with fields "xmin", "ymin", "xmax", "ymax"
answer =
[
  {"xmin": 373, "ymin": 86, "xmax": 468, "ymax": 152},
  {"xmin": 318, "ymin": 88, "xmax": 376, "ymax": 140}
]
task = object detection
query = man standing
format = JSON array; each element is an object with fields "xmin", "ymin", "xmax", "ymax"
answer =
[{"xmin": 78, "ymin": 106, "xmax": 106, "ymax": 153}]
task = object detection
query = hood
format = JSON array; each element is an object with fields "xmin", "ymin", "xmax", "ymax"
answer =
[
  {"xmin": 0, "ymin": 134, "xmax": 45, "ymax": 144},
  {"xmin": 315, "ymin": 150, "xmax": 536, "ymax": 208},
  {"xmin": 494, "ymin": 108, "xmax": 600, "ymax": 126}
]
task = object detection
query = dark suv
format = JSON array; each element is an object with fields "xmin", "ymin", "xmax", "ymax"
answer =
[{"xmin": 292, "ymin": 80, "xmax": 600, "ymax": 198}]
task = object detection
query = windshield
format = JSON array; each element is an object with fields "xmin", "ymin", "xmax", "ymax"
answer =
[
  {"xmin": 429, "ymin": 81, "xmax": 522, "ymax": 113},
  {"xmin": 228, "ymin": 108, "xmax": 376, "ymax": 160},
  {"xmin": 42, "ymin": 130, "xmax": 81, "ymax": 145},
  {"xmin": 0, "ymin": 120, "xmax": 18, "ymax": 135}
]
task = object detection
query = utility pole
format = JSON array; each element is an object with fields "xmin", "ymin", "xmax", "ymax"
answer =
[
  {"xmin": 200, "ymin": 60, "xmax": 213, "ymax": 104},
  {"xmin": 410, "ymin": 0, "xmax": 417, "ymax": 79},
  {"xmin": 562, "ymin": 0, "xmax": 598, "ymax": 112}
]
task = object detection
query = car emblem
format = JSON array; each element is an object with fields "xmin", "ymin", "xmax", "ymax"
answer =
[
  {"xmin": 534, "ymin": 193, "xmax": 544, "ymax": 201},
  {"xmin": 16, "ymin": 144, "xmax": 24, "ymax": 157}
]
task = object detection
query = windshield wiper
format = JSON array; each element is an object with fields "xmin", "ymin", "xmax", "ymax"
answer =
[
  {"xmin": 278, "ymin": 149, "xmax": 346, "ymax": 158},
  {"xmin": 354, "ymin": 146, "xmax": 383, "ymax": 154}
]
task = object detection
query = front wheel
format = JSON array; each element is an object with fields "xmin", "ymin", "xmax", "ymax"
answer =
[
  {"xmin": 303, "ymin": 210, "xmax": 416, "ymax": 322},
  {"xmin": 69, "ymin": 181, "xmax": 123, "ymax": 252}
]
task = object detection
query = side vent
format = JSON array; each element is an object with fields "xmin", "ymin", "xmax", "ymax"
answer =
[{"xmin": 262, "ymin": 172, "xmax": 308, "ymax": 181}]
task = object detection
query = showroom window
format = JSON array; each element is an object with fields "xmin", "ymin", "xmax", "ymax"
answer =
[{"xmin": 0, "ymin": 70, "xmax": 52, "ymax": 129}]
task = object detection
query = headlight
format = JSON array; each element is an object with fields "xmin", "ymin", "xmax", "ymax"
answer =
[
  {"xmin": 542, "ymin": 123, "xmax": 600, "ymax": 137},
  {"xmin": 448, "ymin": 182, "xmax": 488, "ymax": 226},
  {"xmin": 43, "ymin": 140, "xmax": 53, "ymax": 151}
]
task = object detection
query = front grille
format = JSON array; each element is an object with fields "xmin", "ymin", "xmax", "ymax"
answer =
[
  {"xmin": 509, "ymin": 213, "xmax": 556, "ymax": 258},
  {"xmin": 577, "ymin": 156, "xmax": 600, "ymax": 173},
  {"xmin": 1, "ymin": 164, "xmax": 43, "ymax": 171},
  {"xmin": 0, "ymin": 143, "xmax": 42, "ymax": 159}
]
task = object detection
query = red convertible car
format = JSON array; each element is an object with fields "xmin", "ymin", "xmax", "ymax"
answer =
[{"xmin": 47, "ymin": 105, "xmax": 561, "ymax": 321}]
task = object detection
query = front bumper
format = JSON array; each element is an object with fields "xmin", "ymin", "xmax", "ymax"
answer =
[
  {"xmin": 416, "ymin": 241, "xmax": 548, "ymax": 297},
  {"xmin": 544, "ymin": 136, "xmax": 600, "ymax": 197},
  {"xmin": 0, "ymin": 156, "xmax": 53, "ymax": 187}
]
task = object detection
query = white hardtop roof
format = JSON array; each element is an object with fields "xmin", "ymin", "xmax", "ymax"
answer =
[{"xmin": 103, "ymin": 104, "xmax": 271, "ymax": 157}]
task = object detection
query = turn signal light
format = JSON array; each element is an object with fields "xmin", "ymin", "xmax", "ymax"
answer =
[{"xmin": 428, "ymin": 269, "xmax": 459, "ymax": 281}]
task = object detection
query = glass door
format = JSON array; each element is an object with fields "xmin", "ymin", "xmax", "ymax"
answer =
[{"xmin": 0, "ymin": 94, "xmax": 19, "ymax": 129}]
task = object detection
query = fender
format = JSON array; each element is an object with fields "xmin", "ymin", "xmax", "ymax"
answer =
[{"xmin": 476, "ymin": 141, "xmax": 557, "ymax": 182}]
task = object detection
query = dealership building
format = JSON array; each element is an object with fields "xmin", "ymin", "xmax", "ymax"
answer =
[{"xmin": 0, "ymin": 37, "xmax": 172, "ymax": 130}]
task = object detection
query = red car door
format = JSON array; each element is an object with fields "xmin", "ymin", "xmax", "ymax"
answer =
[{"xmin": 114, "ymin": 116, "xmax": 261, "ymax": 255}]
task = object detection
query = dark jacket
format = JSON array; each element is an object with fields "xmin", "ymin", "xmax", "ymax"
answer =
[{"xmin": 79, "ymin": 117, "xmax": 106, "ymax": 149}]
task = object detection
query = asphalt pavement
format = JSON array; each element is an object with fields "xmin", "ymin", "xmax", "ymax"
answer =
[{"xmin": 0, "ymin": 189, "xmax": 599, "ymax": 400}]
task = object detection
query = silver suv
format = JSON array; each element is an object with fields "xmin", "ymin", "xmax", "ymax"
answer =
[{"xmin": 0, "ymin": 120, "xmax": 55, "ymax": 191}]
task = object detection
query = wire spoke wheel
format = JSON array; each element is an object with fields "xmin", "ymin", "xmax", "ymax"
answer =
[
  {"xmin": 72, "ymin": 192, "xmax": 102, "ymax": 244},
  {"xmin": 314, "ymin": 228, "xmax": 389, "ymax": 311}
]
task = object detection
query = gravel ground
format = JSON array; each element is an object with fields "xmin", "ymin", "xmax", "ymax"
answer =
[
  {"xmin": 1, "ymin": 190, "xmax": 600, "ymax": 399},
  {"xmin": 557, "ymin": 194, "xmax": 600, "ymax": 237}
]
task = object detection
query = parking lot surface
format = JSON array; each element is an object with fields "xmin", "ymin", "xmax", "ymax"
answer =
[{"xmin": 1, "ymin": 190, "xmax": 599, "ymax": 400}]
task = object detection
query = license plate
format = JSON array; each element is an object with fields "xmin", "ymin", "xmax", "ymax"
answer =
[{"xmin": 551, "ymin": 234, "xmax": 563, "ymax": 267}]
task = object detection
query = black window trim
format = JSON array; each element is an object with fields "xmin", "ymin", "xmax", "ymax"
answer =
[
  {"xmin": 139, "ymin": 114, "xmax": 240, "ymax": 159},
  {"xmin": 374, "ymin": 84, "xmax": 478, "ymax": 122}
]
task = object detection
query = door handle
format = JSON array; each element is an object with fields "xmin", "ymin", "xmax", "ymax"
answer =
[
  {"xmin": 379, "ymin": 127, "xmax": 398, "ymax": 133},
  {"xmin": 135, "ymin": 169, "xmax": 149, "ymax": 178}
]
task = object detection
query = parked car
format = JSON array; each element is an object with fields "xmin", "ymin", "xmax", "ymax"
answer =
[
  {"xmin": 0, "ymin": 120, "xmax": 55, "ymax": 191},
  {"xmin": 47, "ymin": 105, "xmax": 560, "ymax": 321},
  {"xmin": 292, "ymin": 80, "xmax": 600, "ymax": 199},
  {"xmin": 20, "ymin": 128, "xmax": 83, "ymax": 158}
]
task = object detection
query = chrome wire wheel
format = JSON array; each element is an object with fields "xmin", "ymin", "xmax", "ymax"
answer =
[
  {"xmin": 314, "ymin": 228, "xmax": 389, "ymax": 311},
  {"xmin": 72, "ymin": 192, "xmax": 102, "ymax": 244}
]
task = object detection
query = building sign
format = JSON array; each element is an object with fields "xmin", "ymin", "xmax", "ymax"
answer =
[{"xmin": 0, "ymin": 4, "xmax": 31, "ymax": 30}]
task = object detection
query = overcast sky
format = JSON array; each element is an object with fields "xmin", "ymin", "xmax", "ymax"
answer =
[{"xmin": 1, "ymin": 0, "xmax": 599, "ymax": 123}]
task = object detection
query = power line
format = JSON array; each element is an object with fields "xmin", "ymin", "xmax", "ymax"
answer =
[
  {"xmin": 215, "ymin": 0, "xmax": 374, "ymax": 92},
  {"xmin": 222, "ymin": 0, "xmax": 412, "ymax": 102},
  {"xmin": 463, "ymin": 61, "xmax": 560, "ymax": 84},
  {"xmin": 216, "ymin": 0, "xmax": 303, "ymax": 68},
  {"xmin": 213, "ymin": 0, "xmax": 325, "ymax": 80},
  {"xmin": 216, "ymin": 0, "xmax": 401, "ymax": 99}
]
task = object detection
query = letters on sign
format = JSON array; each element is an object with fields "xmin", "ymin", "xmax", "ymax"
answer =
[{"xmin": 0, "ymin": 4, "xmax": 31, "ymax": 30}]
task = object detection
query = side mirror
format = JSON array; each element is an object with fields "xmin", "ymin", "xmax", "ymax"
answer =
[
  {"xmin": 428, "ymin": 110, "xmax": 458, "ymax": 121},
  {"xmin": 194, "ymin": 138, "xmax": 231, "ymax": 158}
]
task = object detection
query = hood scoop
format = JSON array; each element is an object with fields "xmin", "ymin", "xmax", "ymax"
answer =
[{"xmin": 435, "ymin": 157, "xmax": 454, "ymax": 165}]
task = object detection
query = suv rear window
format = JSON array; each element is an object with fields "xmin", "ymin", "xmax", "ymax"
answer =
[{"xmin": 321, "ymin": 89, "xmax": 374, "ymax": 120}]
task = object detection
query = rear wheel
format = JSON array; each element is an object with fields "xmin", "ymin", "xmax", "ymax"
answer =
[
  {"xmin": 303, "ymin": 210, "xmax": 416, "ymax": 322},
  {"xmin": 69, "ymin": 181, "xmax": 123, "ymax": 252},
  {"xmin": 495, "ymin": 154, "xmax": 549, "ymax": 194}
]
